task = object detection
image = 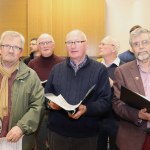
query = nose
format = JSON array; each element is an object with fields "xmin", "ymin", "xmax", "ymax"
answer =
[
  {"xmin": 8, "ymin": 46, "xmax": 14, "ymax": 53},
  {"xmin": 44, "ymin": 43, "xmax": 47, "ymax": 46},
  {"xmin": 139, "ymin": 42, "xmax": 145, "ymax": 49},
  {"xmin": 70, "ymin": 43, "xmax": 76, "ymax": 48},
  {"xmin": 98, "ymin": 44, "xmax": 102, "ymax": 49}
]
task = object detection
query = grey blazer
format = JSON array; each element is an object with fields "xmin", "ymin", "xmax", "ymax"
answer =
[{"xmin": 113, "ymin": 60, "xmax": 147, "ymax": 150}]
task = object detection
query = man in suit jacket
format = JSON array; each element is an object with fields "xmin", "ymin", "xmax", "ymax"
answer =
[{"xmin": 113, "ymin": 27, "xmax": 150, "ymax": 150}]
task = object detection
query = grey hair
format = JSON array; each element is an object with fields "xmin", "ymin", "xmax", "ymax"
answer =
[
  {"xmin": 0, "ymin": 31, "xmax": 25, "ymax": 48},
  {"xmin": 101, "ymin": 36, "xmax": 120, "ymax": 53},
  {"xmin": 37, "ymin": 33, "xmax": 55, "ymax": 44},
  {"xmin": 129, "ymin": 28, "xmax": 150, "ymax": 46},
  {"xmin": 66, "ymin": 29, "xmax": 87, "ymax": 41}
]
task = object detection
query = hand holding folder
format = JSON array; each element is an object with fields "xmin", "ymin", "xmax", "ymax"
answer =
[
  {"xmin": 45, "ymin": 84, "xmax": 95, "ymax": 114},
  {"xmin": 120, "ymin": 86, "xmax": 150, "ymax": 112}
]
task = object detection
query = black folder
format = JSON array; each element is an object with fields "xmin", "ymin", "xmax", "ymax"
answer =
[{"xmin": 120, "ymin": 86, "xmax": 150, "ymax": 112}]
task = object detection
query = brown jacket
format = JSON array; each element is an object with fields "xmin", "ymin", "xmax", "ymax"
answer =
[{"xmin": 113, "ymin": 60, "xmax": 147, "ymax": 150}]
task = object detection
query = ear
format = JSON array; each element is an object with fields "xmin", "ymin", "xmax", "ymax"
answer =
[
  {"xmin": 112, "ymin": 46, "xmax": 117, "ymax": 53},
  {"xmin": 84, "ymin": 42, "xmax": 88, "ymax": 50},
  {"xmin": 37, "ymin": 44, "xmax": 40, "ymax": 50},
  {"xmin": 19, "ymin": 49, "xmax": 24, "ymax": 58},
  {"xmin": 0, "ymin": 48, "xmax": 1, "ymax": 55},
  {"xmin": 52, "ymin": 43, "xmax": 55, "ymax": 49}
]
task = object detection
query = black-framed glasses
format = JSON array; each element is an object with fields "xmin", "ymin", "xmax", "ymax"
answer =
[
  {"xmin": 65, "ymin": 40, "xmax": 86, "ymax": 46},
  {"xmin": 39, "ymin": 41, "xmax": 53, "ymax": 46},
  {"xmin": 132, "ymin": 39, "xmax": 150, "ymax": 48},
  {"xmin": 1, "ymin": 44, "xmax": 22, "ymax": 51}
]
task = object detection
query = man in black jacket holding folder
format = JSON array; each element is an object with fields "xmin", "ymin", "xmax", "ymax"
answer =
[
  {"xmin": 113, "ymin": 27, "xmax": 150, "ymax": 150},
  {"xmin": 45, "ymin": 29, "xmax": 111, "ymax": 150}
]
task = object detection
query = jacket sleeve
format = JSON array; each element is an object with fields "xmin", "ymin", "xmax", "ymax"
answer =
[
  {"xmin": 112, "ymin": 67, "xmax": 142, "ymax": 126},
  {"xmin": 85, "ymin": 66, "xmax": 112, "ymax": 116},
  {"xmin": 15, "ymin": 71, "xmax": 45, "ymax": 134}
]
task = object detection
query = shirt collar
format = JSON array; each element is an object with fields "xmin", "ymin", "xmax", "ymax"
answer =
[
  {"xmin": 102, "ymin": 57, "xmax": 120, "ymax": 67},
  {"xmin": 137, "ymin": 60, "xmax": 150, "ymax": 73},
  {"xmin": 70, "ymin": 56, "xmax": 87, "ymax": 73}
]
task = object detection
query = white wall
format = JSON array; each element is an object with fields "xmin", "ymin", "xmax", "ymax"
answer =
[{"xmin": 105, "ymin": 0, "xmax": 150, "ymax": 53}]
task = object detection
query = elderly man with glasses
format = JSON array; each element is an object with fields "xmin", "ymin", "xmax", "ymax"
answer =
[
  {"xmin": 0, "ymin": 31, "xmax": 44, "ymax": 150},
  {"xmin": 45, "ymin": 29, "xmax": 111, "ymax": 150},
  {"xmin": 113, "ymin": 28, "xmax": 150, "ymax": 150},
  {"xmin": 97, "ymin": 36, "xmax": 124, "ymax": 150},
  {"xmin": 28, "ymin": 33, "xmax": 64, "ymax": 150}
]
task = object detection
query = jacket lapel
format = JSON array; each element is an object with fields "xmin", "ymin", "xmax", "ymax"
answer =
[{"xmin": 128, "ymin": 61, "xmax": 145, "ymax": 96}]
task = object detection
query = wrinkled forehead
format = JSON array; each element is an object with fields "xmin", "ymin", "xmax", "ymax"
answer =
[
  {"xmin": 38, "ymin": 37, "xmax": 53, "ymax": 43},
  {"xmin": 66, "ymin": 32, "xmax": 86, "ymax": 41},
  {"xmin": 131, "ymin": 33, "xmax": 150, "ymax": 41},
  {"xmin": 101, "ymin": 38, "xmax": 113, "ymax": 45},
  {"xmin": 2, "ymin": 36, "xmax": 21, "ymax": 44}
]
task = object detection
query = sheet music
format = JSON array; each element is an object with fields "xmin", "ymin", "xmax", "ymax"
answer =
[
  {"xmin": 45, "ymin": 84, "xmax": 96, "ymax": 112},
  {"xmin": 45, "ymin": 93, "xmax": 82, "ymax": 111},
  {"xmin": 0, "ymin": 137, "xmax": 22, "ymax": 150}
]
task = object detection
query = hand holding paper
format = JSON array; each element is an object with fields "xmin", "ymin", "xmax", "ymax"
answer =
[
  {"xmin": 45, "ymin": 84, "xmax": 95, "ymax": 114},
  {"xmin": 6, "ymin": 126, "xmax": 23, "ymax": 142},
  {"xmin": 48, "ymin": 101, "xmax": 61, "ymax": 110},
  {"xmin": 68, "ymin": 104, "xmax": 87, "ymax": 119}
]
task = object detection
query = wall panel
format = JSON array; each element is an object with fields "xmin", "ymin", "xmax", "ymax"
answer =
[
  {"xmin": 0, "ymin": 0, "xmax": 28, "ymax": 56},
  {"xmin": 28, "ymin": 0, "xmax": 105, "ymax": 56},
  {"xmin": 0, "ymin": 0, "xmax": 105, "ymax": 57}
]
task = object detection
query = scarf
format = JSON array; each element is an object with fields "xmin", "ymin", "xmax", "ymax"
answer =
[{"xmin": 0, "ymin": 60, "xmax": 19, "ymax": 120}]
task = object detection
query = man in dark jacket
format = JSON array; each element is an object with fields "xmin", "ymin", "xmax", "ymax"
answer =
[
  {"xmin": 24, "ymin": 38, "xmax": 41, "ymax": 65},
  {"xmin": 45, "ymin": 29, "xmax": 111, "ymax": 150}
]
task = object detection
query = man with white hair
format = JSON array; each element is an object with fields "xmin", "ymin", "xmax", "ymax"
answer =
[
  {"xmin": 28, "ymin": 33, "xmax": 64, "ymax": 82},
  {"xmin": 113, "ymin": 27, "xmax": 150, "ymax": 150},
  {"xmin": 28, "ymin": 33, "xmax": 64, "ymax": 150},
  {"xmin": 97, "ymin": 36, "xmax": 124, "ymax": 150},
  {"xmin": 0, "ymin": 31, "xmax": 44, "ymax": 150},
  {"xmin": 45, "ymin": 29, "xmax": 111, "ymax": 150}
]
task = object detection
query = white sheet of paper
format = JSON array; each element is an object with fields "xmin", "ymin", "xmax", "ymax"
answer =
[
  {"xmin": 0, "ymin": 137, "xmax": 22, "ymax": 150},
  {"xmin": 45, "ymin": 84, "xmax": 96, "ymax": 112},
  {"xmin": 45, "ymin": 93, "xmax": 82, "ymax": 111}
]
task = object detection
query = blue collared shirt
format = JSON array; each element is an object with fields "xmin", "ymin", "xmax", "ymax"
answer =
[{"xmin": 70, "ymin": 57, "xmax": 87, "ymax": 73}]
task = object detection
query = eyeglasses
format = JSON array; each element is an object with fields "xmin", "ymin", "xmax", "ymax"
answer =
[
  {"xmin": 1, "ymin": 44, "xmax": 22, "ymax": 51},
  {"xmin": 132, "ymin": 40, "xmax": 150, "ymax": 48},
  {"xmin": 39, "ymin": 41, "xmax": 53, "ymax": 46},
  {"xmin": 65, "ymin": 40, "xmax": 86, "ymax": 46},
  {"xmin": 99, "ymin": 43, "xmax": 114, "ymax": 46}
]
